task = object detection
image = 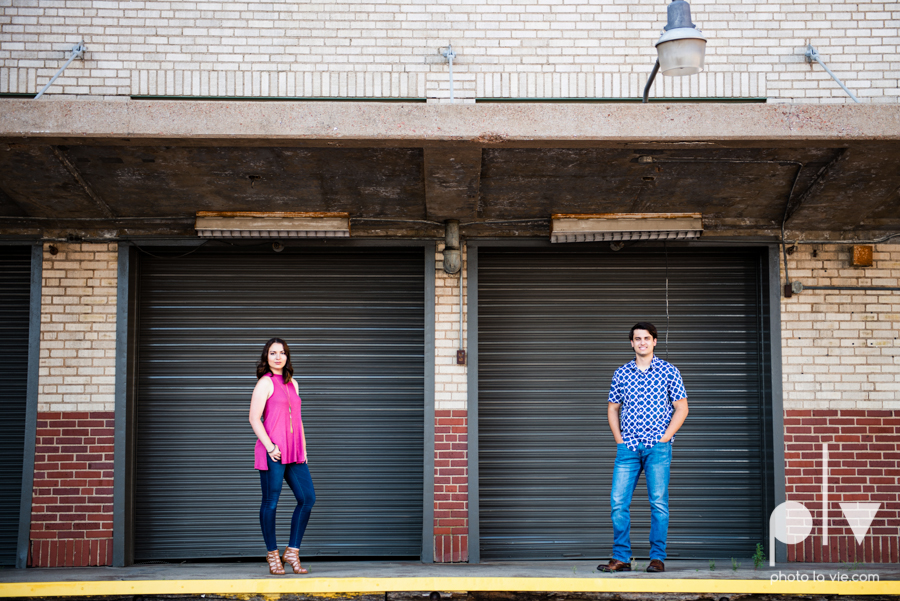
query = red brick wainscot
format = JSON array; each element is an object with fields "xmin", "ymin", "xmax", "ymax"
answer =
[
  {"xmin": 784, "ymin": 410, "xmax": 900, "ymax": 563},
  {"xmin": 29, "ymin": 411, "xmax": 115, "ymax": 566},
  {"xmin": 434, "ymin": 409, "xmax": 468, "ymax": 562}
]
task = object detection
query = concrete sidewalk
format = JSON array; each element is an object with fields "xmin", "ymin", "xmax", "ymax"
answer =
[{"xmin": 1, "ymin": 560, "xmax": 898, "ymax": 598}]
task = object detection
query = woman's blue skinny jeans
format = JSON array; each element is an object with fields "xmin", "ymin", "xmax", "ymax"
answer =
[{"xmin": 259, "ymin": 456, "xmax": 316, "ymax": 552}]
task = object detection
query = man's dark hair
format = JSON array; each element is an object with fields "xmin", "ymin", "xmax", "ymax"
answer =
[{"xmin": 630, "ymin": 322, "xmax": 658, "ymax": 341}]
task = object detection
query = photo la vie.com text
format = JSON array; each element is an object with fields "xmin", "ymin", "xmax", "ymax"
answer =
[{"xmin": 770, "ymin": 570, "xmax": 880, "ymax": 584}]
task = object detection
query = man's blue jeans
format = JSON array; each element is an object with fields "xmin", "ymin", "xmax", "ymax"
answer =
[{"xmin": 610, "ymin": 441, "xmax": 671, "ymax": 562}]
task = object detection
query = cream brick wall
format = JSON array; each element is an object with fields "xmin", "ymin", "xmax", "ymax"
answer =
[
  {"xmin": 38, "ymin": 242, "xmax": 117, "ymax": 412},
  {"xmin": 1, "ymin": 1, "xmax": 896, "ymax": 102},
  {"xmin": 781, "ymin": 243, "xmax": 900, "ymax": 410},
  {"xmin": 435, "ymin": 243, "xmax": 468, "ymax": 410}
]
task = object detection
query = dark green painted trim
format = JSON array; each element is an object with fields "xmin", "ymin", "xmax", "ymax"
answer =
[
  {"xmin": 466, "ymin": 243, "xmax": 479, "ymax": 564},
  {"xmin": 116, "ymin": 238, "xmax": 433, "ymax": 564},
  {"xmin": 422, "ymin": 243, "xmax": 436, "ymax": 563},
  {"xmin": 113, "ymin": 242, "xmax": 139, "ymax": 567},
  {"xmin": 131, "ymin": 95, "xmax": 427, "ymax": 102},
  {"xmin": 16, "ymin": 245, "xmax": 42, "ymax": 569},
  {"xmin": 466, "ymin": 239, "xmax": 780, "ymax": 563},
  {"xmin": 476, "ymin": 97, "xmax": 768, "ymax": 103},
  {"xmin": 767, "ymin": 244, "xmax": 786, "ymax": 563}
]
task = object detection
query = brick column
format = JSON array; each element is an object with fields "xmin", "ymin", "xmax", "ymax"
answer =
[
  {"xmin": 781, "ymin": 243, "xmax": 900, "ymax": 563},
  {"xmin": 434, "ymin": 410, "xmax": 468, "ymax": 562},
  {"xmin": 433, "ymin": 244, "xmax": 469, "ymax": 562},
  {"xmin": 784, "ymin": 410, "xmax": 900, "ymax": 563},
  {"xmin": 30, "ymin": 412, "xmax": 115, "ymax": 566},
  {"xmin": 29, "ymin": 243, "xmax": 117, "ymax": 567}
]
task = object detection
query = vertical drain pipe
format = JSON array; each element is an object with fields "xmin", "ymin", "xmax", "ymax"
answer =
[
  {"xmin": 442, "ymin": 220, "xmax": 465, "ymax": 365},
  {"xmin": 459, "ymin": 244, "xmax": 464, "ymax": 365}
]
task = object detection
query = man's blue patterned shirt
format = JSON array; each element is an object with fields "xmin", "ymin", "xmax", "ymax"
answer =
[{"xmin": 607, "ymin": 355, "xmax": 687, "ymax": 451}]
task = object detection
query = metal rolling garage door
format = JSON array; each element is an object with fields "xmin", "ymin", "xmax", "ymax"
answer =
[
  {"xmin": 478, "ymin": 246, "xmax": 773, "ymax": 560},
  {"xmin": 0, "ymin": 247, "xmax": 31, "ymax": 566},
  {"xmin": 134, "ymin": 247, "xmax": 425, "ymax": 560}
]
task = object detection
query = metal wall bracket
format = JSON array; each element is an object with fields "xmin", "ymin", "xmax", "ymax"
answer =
[
  {"xmin": 804, "ymin": 44, "xmax": 860, "ymax": 103},
  {"xmin": 441, "ymin": 44, "xmax": 457, "ymax": 102},
  {"xmin": 34, "ymin": 40, "xmax": 86, "ymax": 99}
]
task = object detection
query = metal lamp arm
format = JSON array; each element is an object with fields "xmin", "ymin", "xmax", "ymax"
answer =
[{"xmin": 642, "ymin": 60, "xmax": 660, "ymax": 104}]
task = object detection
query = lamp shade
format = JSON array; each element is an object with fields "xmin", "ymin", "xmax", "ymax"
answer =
[
  {"xmin": 653, "ymin": 0, "xmax": 707, "ymax": 77},
  {"xmin": 656, "ymin": 28, "xmax": 707, "ymax": 76}
]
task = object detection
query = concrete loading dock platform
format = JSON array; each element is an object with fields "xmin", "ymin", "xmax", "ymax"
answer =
[{"xmin": 1, "ymin": 560, "xmax": 899, "ymax": 600}]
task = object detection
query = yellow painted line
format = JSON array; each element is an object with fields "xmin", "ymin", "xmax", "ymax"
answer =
[{"xmin": 1, "ymin": 577, "xmax": 898, "ymax": 597}]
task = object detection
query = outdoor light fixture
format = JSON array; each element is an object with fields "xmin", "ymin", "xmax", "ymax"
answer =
[
  {"xmin": 642, "ymin": 0, "xmax": 707, "ymax": 103},
  {"xmin": 195, "ymin": 212, "xmax": 350, "ymax": 238},
  {"xmin": 550, "ymin": 213, "xmax": 703, "ymax": 243}
]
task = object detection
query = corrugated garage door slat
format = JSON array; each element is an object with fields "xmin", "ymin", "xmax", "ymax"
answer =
[
  {"xmin": 135, "ymin": 247, "xmax": 424, "ymax": 560},
  {"xmin": 478, "ymin": 247, "xmax": 772, "ymax": 560},
  {"xmin": 0, "ymin": 247, "xmax": 30, "ymax": 566}
]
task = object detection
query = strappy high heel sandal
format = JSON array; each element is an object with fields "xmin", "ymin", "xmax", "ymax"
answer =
[
  {"xmin": 266, "ymin": 549, "xmax": 285, "ymax": 575},
  {"xmin": 282, "ymin": 546, "xmax": 308, "ymax": 574}
]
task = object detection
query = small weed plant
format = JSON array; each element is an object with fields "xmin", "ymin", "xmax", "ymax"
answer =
[{"xmin": 752, "ymin": 543, "xmax": 766, "ymax": 570}]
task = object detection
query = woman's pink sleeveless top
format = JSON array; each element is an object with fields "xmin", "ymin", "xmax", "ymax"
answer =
[{"xmin": 254, "ymin": 373, "xmax": 306, "ymax": 470}]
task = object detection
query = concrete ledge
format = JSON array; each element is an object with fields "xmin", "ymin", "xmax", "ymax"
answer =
[
  {"xmin": 2, "ymin": 561, "xmax": 898, "ymax": 598},
  {"xmin": 2, "ymin": 100, "xmax": 900, "ymax": 143},
  {"xmin": 1, "ymin": 576, "xmax": 898, "ymax": 598}
]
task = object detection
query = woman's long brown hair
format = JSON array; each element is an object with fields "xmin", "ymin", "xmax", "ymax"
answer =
[{"xmin": 256, "ymin": 337, "xmax": 294, "ymax": 384}]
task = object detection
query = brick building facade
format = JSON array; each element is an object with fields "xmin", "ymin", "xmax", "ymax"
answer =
[
  {"xmin": 2, "ymin": 1, "xmax": 898, "ymax": 102},
  {"xmin": 1, "ymin": 0, "xmax": 898, "ymax": 570},
  {"xmin": 780, "ymin": 244, "xmax": 900, "ymax": 564},
  {"xmin": 28, "ymin": 243, "xmax": 117, "ymax": 567},
  {"xmin": 15, "ymin": 240, "xmax": 896, "ymax": 566},
  {"xmin": 434, "ymin": 245, "xmax": 469, "ymax": 563}
]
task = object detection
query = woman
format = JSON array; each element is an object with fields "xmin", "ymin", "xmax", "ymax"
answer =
[{"xmin": 249, "ymin": 337, "xmax": 316, "ymax": 575}]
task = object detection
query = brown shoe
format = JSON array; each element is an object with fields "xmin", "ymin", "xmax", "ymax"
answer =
[
  {"xmin": 598, "ymin": 559, "xmax": 632, "ymax": 572},
  {"xmin": 646, "ymin": 559, "xmax": 665, "ymax": 573},
  {"xmin": 266, "ymin": 550, "xmax": 285, "ymax": 575},
  {"xmin": 282, "ymin": 546, "xmax": 308, "ymax": 574}
]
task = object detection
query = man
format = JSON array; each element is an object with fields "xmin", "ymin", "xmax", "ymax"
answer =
[{"xmin": 599, "ymin": 322, "xmax": 688, "ymax": 574}]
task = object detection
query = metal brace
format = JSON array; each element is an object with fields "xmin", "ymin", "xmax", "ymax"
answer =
[
  {"xmin": 35, "ymin": 40, "xmax": 86, "ymax": 99},
  {"xmin": 804, "ymin": 44, "xmax": 860, "ymax": 103}
]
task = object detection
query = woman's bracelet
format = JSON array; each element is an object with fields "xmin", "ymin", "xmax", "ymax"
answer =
[{"xmin": 266, "ymin": 444, "xmax": 276, "ymax": 453}]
